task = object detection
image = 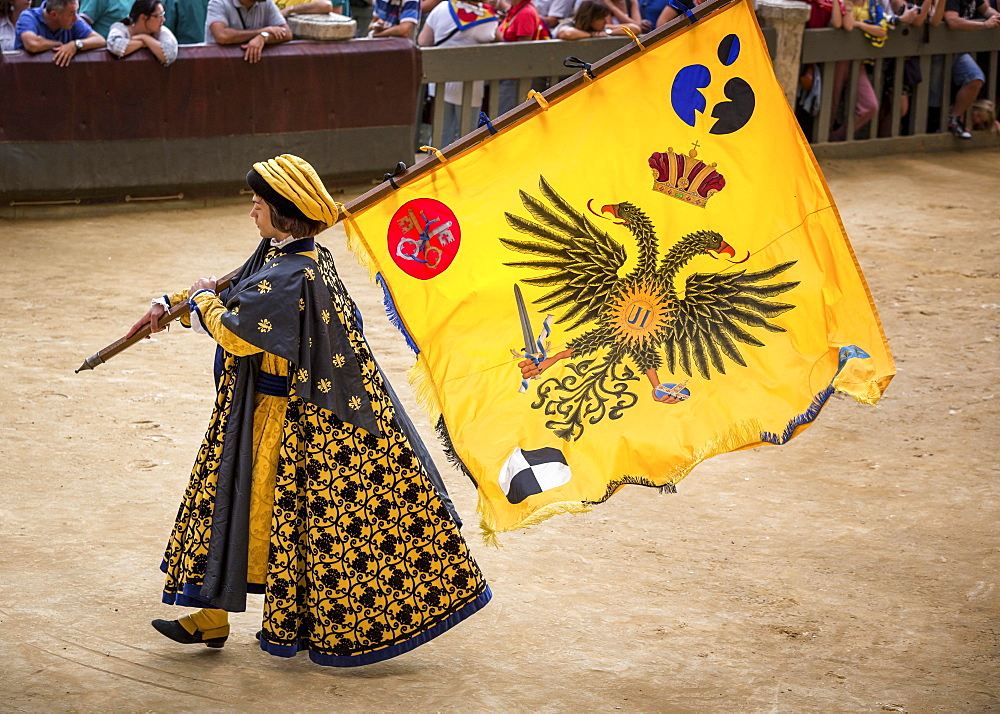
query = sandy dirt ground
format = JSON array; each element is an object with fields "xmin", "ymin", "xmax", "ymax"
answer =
[{"xmin": 0, "ymin": 150, "xmax": 997, "ymax": 713}]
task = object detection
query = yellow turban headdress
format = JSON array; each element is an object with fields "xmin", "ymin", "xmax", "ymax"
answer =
[{"xmin": 246, "ymin": 154, "xmax": 339, "ymax": 227}]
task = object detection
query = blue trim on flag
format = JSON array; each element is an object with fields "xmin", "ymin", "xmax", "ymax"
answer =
[
  {"xmin": 376, "ymin": 272, "xmax": 419, "ymax": 354},
  {"xmin": 837, "ymin": 344, "xmax": 870, "ymax": 369},
  {"xmin": 760, "ymin": 345, "xmax": 873, "ymax": 446},
  {"xmin": 258, "ymin": 585, "xmax": 492, "ymax": 667},
  {"xmin": 759, "ymin": 386, "xmax": 835, "ymax": 445},
  {"xmin": 667, "ymin": 0, "xmax": 696, "ymax": 21}
]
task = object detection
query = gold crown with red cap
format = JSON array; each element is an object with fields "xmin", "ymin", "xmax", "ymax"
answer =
[{"xmin": 648, "ymin": 146, "xmax": 726, "ymax": 208}]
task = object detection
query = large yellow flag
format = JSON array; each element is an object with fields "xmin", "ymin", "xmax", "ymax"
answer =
[{"xmin": 343, "ymin": 0, "xmax": 894, "ymax": 540}]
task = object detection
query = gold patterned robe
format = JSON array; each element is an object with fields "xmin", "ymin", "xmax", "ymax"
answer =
[{"xmin": 159, "ymin": 238, "xmax": 491, "ymax": 666}]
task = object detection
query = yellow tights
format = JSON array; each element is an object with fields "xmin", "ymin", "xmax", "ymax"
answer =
[{"xmin": 178, "ymin": 608, "xmax": 230, "ymax": 640}]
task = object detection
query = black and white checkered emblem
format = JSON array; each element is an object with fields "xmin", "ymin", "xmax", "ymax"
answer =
[{"xmin": 499, "ymin": 447, "xmax": 571, "ymax": 504}]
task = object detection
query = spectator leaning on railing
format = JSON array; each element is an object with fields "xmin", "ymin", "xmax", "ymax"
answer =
[
  {"xmin": 655, "ymin": 0, "xmax": 705, "ymax": 28},
  {"xmin": 572, "ymin": 0, "xmax": 642, "ymax": 31},
  {"xmin": 875, "ymin": 0, "xmax": 943, "ymax": 136},
  {"xmin": 368, "ymin": 0, "xmax": 419, "ymax": 37},
  {"xmin": 14, "ymin": 0, "xmax": 105, "ymax": 66},
  {"xmin": 638, "ymin": 0, "xmax": 668, "ymax": 30},
  {"xmin": 555, "ymin": 0, "xmax": 633, "ymax": 37},
  {"xmin": 971, "ymin": 98, "xmax": 1000, "ymax": 132},
  {"xmin": 106, "ymin": 0, "xmax": 177, "ymax": 64},
  {"xmin": 205, "ymin": 0, "xmax": 290, "ymax": 63},
  {"xmin": 828, "ymin": 0, "xmax": 887, "ymax": 140},
  {"xmin": 884, "ymin": 0, "xmax": 941, "ymax": 25},
  {"xmin": 1, "ymin": 0, "xmax": 30, "ymax": 50},
  {"xmin": 418, "ymin": 0, "xmax": 498, "ymax": 144},
  {"xmin": 941, "ymin": 0, "xmax": 999, "ymax": 138},
  {"xmin": 495, "ymin": 0, "xmax": 548, "ymax": 113},
  {"xmin": 535, "ymin": 0, "xmax": 573, "ymax": 29},
  {"xmin": 496, "ymin": 0, "xmax": 548, "ymax": 40}
]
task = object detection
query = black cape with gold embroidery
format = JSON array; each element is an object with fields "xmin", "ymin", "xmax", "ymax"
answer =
[
  {"xmin": 220, "ymin": 240, "xmax": 381, "ymax": 435},
  {"xmin": 172, "ymin": 238, "xmax": 468, "ymax": 617}
]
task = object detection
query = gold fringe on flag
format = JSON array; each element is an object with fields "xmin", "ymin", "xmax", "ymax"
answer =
[
  {"xmin": 407, "ymin": 357, "xmax": 444, "ymax": 422},
  {"xmin": 343, "ymin": 222, "xmax": 379, "ymax": 282}
]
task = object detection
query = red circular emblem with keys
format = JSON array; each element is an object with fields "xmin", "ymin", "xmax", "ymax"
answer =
[{"xmin": 387, "ymin": 198, "xmax": 461, "ymax": 280}]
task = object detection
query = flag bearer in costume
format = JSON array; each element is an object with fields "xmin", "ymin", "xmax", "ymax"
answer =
[{"xmin": 129, "ymin": 155, "xmax": 491, "ymax": 666}]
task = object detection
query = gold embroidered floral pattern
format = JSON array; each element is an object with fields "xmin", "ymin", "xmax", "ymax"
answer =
[
  {"xmin": 231, "ymin": 305, "xmax": 240, "ymax": 315},
  {"xmin": 264, "ymin": 398, "xmax": 487, "ymax": 662},
  {"xmin": 332, "ymin": 354, "xmax": 346, "ymax": 368},
  {"xmin": 258, "ymin": 319, "xmax": 273, "ymax": 333},
  {"xmin": 296, "ymin": 368, "xmax": 309, "ymax": 383},
  {"xmin": 348, "ymin": 395, "xmax": 363, "ymax": 410},
  {"xmin": 257, "ymin": 280, "xmax": 272, "ymax": 294},
  {"xmin": 316, "ymin": 379, "xmax": 332, "ymax": 393},
  {"xmin": 299, "ymin": 298, "xmax": 306, "ymax": 312},
  {"xmin": 304, "ymin": 267, "xmax": 315, "ymax": 281},
  {"xmin": 321, "ymin": 310, "xmax": 331, "ymax": 324}
]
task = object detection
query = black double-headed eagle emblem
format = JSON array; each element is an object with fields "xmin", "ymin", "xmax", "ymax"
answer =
[{"xmin": 502, "ymin": 176, "xmax": 799, "ymax": 442}]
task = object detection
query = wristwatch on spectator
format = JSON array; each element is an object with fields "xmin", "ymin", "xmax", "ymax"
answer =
[
  {"xmin": 259, "ymin": 31, "xmax": 270, "ymax": 41},
  {"xmin": 74, "ymin": 39, "xmax": 83, "ymax": 49}
]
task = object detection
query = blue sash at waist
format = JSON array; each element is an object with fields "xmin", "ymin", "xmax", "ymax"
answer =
[{"xmin": 256, "ymin": 371, "xmax": 290, "ymax": 397}]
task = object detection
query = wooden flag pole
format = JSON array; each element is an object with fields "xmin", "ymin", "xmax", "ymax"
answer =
[
  {"xmin": 75, "ymin": 269, "xmax": 239, "ymax": 373},
  {"xmin": 76, "ymin": 0, "xmax": 736, "ymax": 374}
]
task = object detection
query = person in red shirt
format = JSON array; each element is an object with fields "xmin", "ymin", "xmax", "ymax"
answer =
[
  {"xmin": 495, "ymin": 0, "xmax": 549, "ymax": 113},
  {"xmin": 497, "ymin": 0, "xmax": 546, "ymax": 40}
]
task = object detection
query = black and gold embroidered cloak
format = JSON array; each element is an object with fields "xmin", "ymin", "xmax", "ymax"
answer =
[{"xmin": 159, "ymin": 237, "xmax": 491, "ymax": 667}]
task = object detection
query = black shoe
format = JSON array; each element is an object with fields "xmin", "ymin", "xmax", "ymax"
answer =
[
  {"xmin": 948, "ymin": 114, "xmax": 972, "ymax": 139},
  {"xmin": 151, "ymin": 619, "xmax": 228, "ymax": 648}
]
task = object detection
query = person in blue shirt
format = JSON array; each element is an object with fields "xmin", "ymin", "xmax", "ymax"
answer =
[
  {"xmin": 638, "ymin": 0, "xmax": 668, "ymax": 27},
  {"xmin": 653, "ymin": 0, "xmax": 696, "ymax": 26},
  {"xmin": 15, "ymin": 0, "xmax": 105, "ymax": 65},
  {"xmin": 368, "ymin": 0, "xmax": 418, "ymax": 37}
]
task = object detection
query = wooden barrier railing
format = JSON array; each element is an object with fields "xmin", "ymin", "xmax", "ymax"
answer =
[
  {"xmin": 798, "ymin": 26, "xmax": 999, "ymax": 143},
  {"xmin": 417, "ymin": 24, "xmax": 999, "ymax": 148}
]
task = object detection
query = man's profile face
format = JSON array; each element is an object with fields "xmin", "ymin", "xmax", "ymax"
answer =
[
  {"xmin": 250, "ymin": 194, "xmax": 282, "ymax": 240},
  {"xmin": 49, "ymin": 1, "xmax": 80, "ymax": 30}
]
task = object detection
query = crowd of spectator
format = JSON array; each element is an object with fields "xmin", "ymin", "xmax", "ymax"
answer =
[
  {"xmin": 1, "ymin": 0, "xmax": 707, "ymax": 61},
  {"xmin": 1, "ymin": 0, "xmax": 996, "ymax": 144},
  {"xmin": 800, "ymin": 0, "xmax": 1000, "ymax": 140},
  {"xmin": 0, "ymin": 0, "xmax": 336, "ymax": 61}
]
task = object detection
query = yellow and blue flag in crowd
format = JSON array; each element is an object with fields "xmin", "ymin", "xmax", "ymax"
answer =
[{"xmin": 343, "ymin": 0, "xmax": 895, "ymax": 540}]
